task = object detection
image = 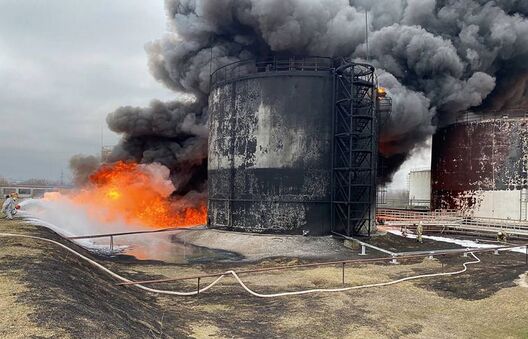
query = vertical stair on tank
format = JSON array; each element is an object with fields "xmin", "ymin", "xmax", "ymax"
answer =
[{"xmin": 331, "ymin": 58, "xmax": 376, "ymax": 237}]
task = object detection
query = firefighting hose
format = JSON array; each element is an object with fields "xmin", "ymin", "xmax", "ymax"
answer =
[{"xmin": 0, "ymin": 232, "xmax": 482, "ymax": 298}]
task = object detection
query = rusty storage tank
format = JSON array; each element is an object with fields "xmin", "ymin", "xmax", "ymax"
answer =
[
  {"xmin": 208, "ymin": 56, "xmax": 378, "ymax": 235},
  {"xmin": 431, "ymin": 111, "xmax": 528, "ymax": 220}
]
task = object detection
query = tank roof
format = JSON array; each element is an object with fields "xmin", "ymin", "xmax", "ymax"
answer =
[{"xmin": 210, "ymin": 56, "xmax": 334, "ymax": 88}]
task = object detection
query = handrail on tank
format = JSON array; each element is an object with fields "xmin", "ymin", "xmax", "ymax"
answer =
[
  {"xmin": 335, "ymin": 61, "xmax": 375, "ymax": 77},
  {"xmin": 209, "ymin": 56, "xmax": 379, "ymax": 89},
  {"xmin": 446, "ymin": 110, "xmax": 528, "ymax": 126},
  {"xmin": 210, "ymin": 56, "xmax": 335, "ymax": 88}
]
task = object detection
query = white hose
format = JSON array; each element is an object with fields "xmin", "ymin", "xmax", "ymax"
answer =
[
  {"xmin": 0, "ymin": 233, "xmax": 219, "ymax": 296},
  {"xmin": 0, "ymin": 233, "xmax": 481, "ymax": 298},
  {"xmin": 228, "ymin": 253, "xmax": 480, "ymax": 297}
]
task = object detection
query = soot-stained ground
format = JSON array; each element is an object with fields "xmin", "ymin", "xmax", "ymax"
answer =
[
  {"xmin": 363, "ymin": 232, "xmax": 463, "ymax": 252},
  {"xmin": 1, "ymin": 217, "xmax": 528, "ymax": 338}
]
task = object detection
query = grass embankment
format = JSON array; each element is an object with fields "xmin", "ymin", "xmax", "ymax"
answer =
[{"xmin": 1, "ymin": 217, "xmax": 528, "ymax": 338}]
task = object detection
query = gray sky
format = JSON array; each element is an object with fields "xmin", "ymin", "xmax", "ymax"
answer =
[{"xmin": 0, "ymin": 0, "xmax": 174, "ymax": 182}]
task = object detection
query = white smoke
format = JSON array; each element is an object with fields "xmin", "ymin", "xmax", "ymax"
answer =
[
  {"xmin": 19, "ymin": 199, "xmax": 188, "ymax": 261},
  {"xmin": 19, "ymin": 199, "xmax": 140, "ymax": 238}
]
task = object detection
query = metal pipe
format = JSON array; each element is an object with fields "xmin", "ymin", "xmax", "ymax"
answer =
[
  {"xmin": 334, "ymin": 232, "xmax": 395, "ymax": 255},
  {"xmin": 67, "ymin": 226, "xmax": 205, "ymax": 240},
  {"xmin": 342, "ymin": 262, "xmax": 345, "ymax": 285}
]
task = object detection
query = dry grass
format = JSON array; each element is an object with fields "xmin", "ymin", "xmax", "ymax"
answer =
[
  {"xmin": 2, "ymin": 217, "xmax": 528, "ymax": 338},
  {"xmin": 0, "ymin": 274, "xmax": 61, "ymax": 338},
  {"xmin": 189, "ymin": 322, "xmax": 224, "ymax": 338},
  {"xmin": 353, "ymin": 283, "xmax": 528, "ymax": 338},
  {"xmin": 0, "ymin": 219, "xmax": 69, "ymax": 338},
  {"xmin": 147, "ymin": 255, "xmax": 528, "ymax": 338}
]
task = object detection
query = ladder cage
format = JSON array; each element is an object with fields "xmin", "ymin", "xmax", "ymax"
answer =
[{"xmin": 331, "ymin": 58, "xmax": 378, "ymax": 237}]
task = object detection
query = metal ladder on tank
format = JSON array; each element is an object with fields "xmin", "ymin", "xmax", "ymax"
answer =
[{"xmin": 331, "ymin": 59, "xmax": 377, "ymax": 237}]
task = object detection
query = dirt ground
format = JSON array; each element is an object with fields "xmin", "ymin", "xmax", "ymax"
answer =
[{"xmin": 1, "ymin": 217, "xmax": 528, "ymax": 338}]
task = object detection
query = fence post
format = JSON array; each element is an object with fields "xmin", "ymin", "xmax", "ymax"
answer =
[
  {"xmin": 359, "ymin": 245, "xmax": 366, "ymax": 256},
  {"xmin": 110, "ymin": 236, "xmax": 113, "ymax": 253},
  {"xmin": 342, "ymin": 262, "xmax": 345, "ymax": 285},
  {"xmin": 197, "ymin": 278, "xmax": 200, "ymax": 296}
]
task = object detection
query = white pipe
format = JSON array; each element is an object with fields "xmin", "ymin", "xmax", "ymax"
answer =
[{"xmin": 0, "ymin": 233, "xmax": 481, "ymax": 298}]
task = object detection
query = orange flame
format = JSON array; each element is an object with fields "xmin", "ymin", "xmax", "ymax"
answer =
[
  {"xmin": 46, "ymin": 161, "xmax": 206, "ymax": 228},
  {"xmin": 376, "ymin": 86, "xmax": 387, "ymax": 97}
]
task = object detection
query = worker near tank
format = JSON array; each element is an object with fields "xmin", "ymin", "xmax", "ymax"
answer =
[
  {"xmin": 416, "ymin": 221, "xmax": 424, "ymax": 243},
  {"xmin": 1, "ymin": 195, "xmax": 16, "ymax": 220},
  {"xmin": 497, "ymin": 231, "xmax": 507, "ymax": 242}
]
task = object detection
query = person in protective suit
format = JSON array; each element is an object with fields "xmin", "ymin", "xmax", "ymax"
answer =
[
  {"xmin": 497, "ymin": 231, "xmax": 507, "ymax": 242},
  {"xmin": 416, "ymin": 221, "xmax": 424, "ymax": 243},
  {"xmin": 1, "ymin": 195, "xmax": 16, "ymax": 220}
]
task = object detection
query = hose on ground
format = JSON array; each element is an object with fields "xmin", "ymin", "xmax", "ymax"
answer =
[{"xmin": 0, "ymin": 233, "xmax": 481, "ymax": 298}]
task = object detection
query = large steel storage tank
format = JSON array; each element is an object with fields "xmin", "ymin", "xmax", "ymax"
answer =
[
  {"xmin": 431, "ymin": 111, "xmax": 528, "ymax": 220},
  {"xmin": 208, "ymin": 57, "xmax": 335, "ymax": 235},
  {"xmin": 208, "ymin": 57, "xmax": 379, "ymax": 235}
]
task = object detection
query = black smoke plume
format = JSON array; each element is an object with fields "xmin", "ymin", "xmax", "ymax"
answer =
[
  {"xmin": 69, "ymin": 154, "xmax": 101, "ymax": 187},
  {"xmin": 106, "ymin": 99, "xmax": 208, "ymax": 194},
  {"xmin": 105, "ymin": 0, "xmax": 528, "ymax": 187}
]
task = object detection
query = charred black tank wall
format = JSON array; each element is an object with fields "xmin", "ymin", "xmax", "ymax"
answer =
[
  {"xmin": 208, "ymin": 57, "xmax": 335, "ymax": 235},
  {"xmin": 431, "ymin": 111, "xmax": 528, "ymax": 219}
]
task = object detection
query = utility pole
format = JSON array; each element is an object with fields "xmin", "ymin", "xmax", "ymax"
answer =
[{"xmin": 365, "ymin": 8, "xmax": 369, "ymax": 62}]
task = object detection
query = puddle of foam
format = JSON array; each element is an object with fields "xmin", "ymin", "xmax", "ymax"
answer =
[
  {"xmin": 388, "ymin": 230, "xmax": 527, "ymax": 254},
  {"xmin": 18, "ymin": 198, "xmax": 239, "ymax": 263}
]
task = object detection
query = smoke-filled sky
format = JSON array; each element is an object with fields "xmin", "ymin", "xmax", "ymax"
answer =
[
  {"xmin": 4, "ymin": 0, "xmax": 528, "ymax": 191},
  {"xmin": 0, "ymin": 0, "xmax": 174, "ymax": 182},
  {"xmin": 105, "ymin": 0, "xmax": 528, "ymax": 192}
]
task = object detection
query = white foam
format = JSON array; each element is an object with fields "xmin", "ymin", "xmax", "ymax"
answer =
[
  {"xmin": 19, "ymin": 198, "xmax": 144, "ymax": 235},
  {"xmin": 388, "ymin": 230, "xmax": 527, "ymax": 254},
  {"xmin": 18, "ymin": 198, "xmax": 144, "ymax": 251}
]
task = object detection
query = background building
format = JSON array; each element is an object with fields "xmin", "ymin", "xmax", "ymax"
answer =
[{"xmin": 408, "ymin": 169, "xmax": 431, "ymax": 209}]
